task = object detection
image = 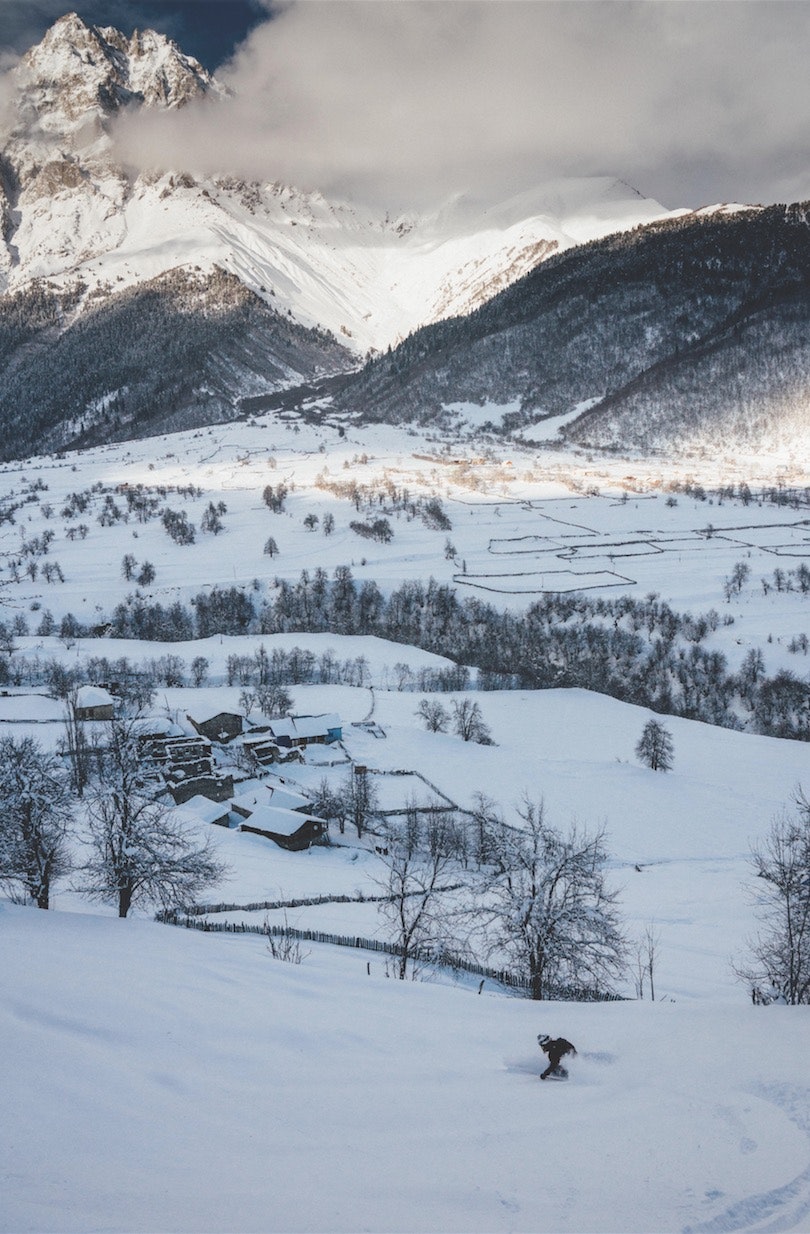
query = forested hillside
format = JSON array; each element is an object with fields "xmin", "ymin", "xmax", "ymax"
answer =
[
  {"xmin": 0, "ymin": 268, "xmax": 352, "ymax": 461},
  {"xmin": 337, "ymin": 203, "xmax": 810, "ymax": 452}
]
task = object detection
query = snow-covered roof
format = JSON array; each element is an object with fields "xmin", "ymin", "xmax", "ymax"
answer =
[
  {"xmin": 241, "ymin": 805, "xmax": 326, "ymax": 837},
  {"xmin": 293, "ymin": 713, "xmax": 341, "ymax": 739},
  {"xmin": 75, "ymin": 685, "xmax": 114, "ymax": 708},
  {"xmin": 267, "ymin": 713, "xmax": 341, "ymax": 740},
  {"xmin": 173, "ymin": 795, "xmax": 230, "ymax": 826},
  {"xmin": 0, "ymin": 694, "xmax": 65, "ymax": 723},
  {"xmin": 131, "ymin": 715, "xmax": 184, "ymax": 738},
  {"xmin": 232, "ymin": 782, "xmax": 311, "ymax": 815},
  {"xmin": 186, "ymin": 705, "xmax": 242, "ymax": 725}
]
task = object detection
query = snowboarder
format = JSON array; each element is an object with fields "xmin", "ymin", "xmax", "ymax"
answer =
[{"xmin": 538, "ymin": 1034, "xmax": 577, "ymax": 1080}]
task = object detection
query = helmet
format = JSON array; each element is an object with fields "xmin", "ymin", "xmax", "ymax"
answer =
[{"xmin": 537, "ymin": 1033, "xmax": 551, "ymax": 1046}]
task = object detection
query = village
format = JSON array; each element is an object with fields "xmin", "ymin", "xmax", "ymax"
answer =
[{"xmin": 1, "ymin": 673, "xmax": 467, "ymax": 862}]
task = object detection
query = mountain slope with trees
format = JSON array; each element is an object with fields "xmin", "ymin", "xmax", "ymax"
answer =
[
  {"xmin": 0, "ymin": 267, "xmax": 351, "ymax": 459},
  {"xmin": 337, "ymin": 203, "xmax": 810, "ymax": 454},
  {"xmin": 0, "ymin": 16, "xmax": 679, "ymax": 462}
]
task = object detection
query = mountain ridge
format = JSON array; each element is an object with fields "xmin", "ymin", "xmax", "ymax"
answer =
[
  {"xmin": 334, "ymin": 202, "xmax": 810, "ymax": 456},
  {"xmin": 0, "ymin": 14, "xmax": 678, "ymax": 353},
  {"xmin": 2, "ymin": 14, "xmax": 807, "ymax": 462}
]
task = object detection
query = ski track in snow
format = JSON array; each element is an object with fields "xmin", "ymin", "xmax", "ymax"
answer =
[{"xmin": 684, "ymin": 1085, "xmax": 810, "ymax": 1234}]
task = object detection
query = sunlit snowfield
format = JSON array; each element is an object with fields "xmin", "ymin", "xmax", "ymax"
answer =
[
  {"xmin": 0, "ymin": 412, "xmax": 808, "ymax": 677},
  {"xmin": 2, "ymin": 413, "xmax": 810, "ymax": 1233}
]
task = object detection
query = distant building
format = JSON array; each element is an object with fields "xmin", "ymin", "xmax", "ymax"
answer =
[
  {"xmin": 132, "ymin": 715, "xmax": 186, "ymax": 745},
  {"xmin": 240, "ymin": 732, "xmax": 303, "ymax": 767},
  {"xmin": 169, "ymin": 773, "xmax": 234, "ymax": 806},
  {"xmin": 186, "ymin": 706, "xmax": 244, "ymax": 744},
  {"xmin": 174, "ymin": 794, "xmax": 231, "ymax": 829},
  {"xmin": 138, "ymin": 727, "xmax": 230, "ymax": 803},
  {"xmin": 232, "ymin": 781, "xmax": 312, "ymax": 819},
  {"xmin": 239, "ymin": 804, "xmax": 327, "ymax": 851},
  {"xmin": 73, "ymin": 685, "xmax": 115, "ymax": 721},
  {"xmin": 264, "ymin": 713, "xmax": 342, "ymax": 749}
]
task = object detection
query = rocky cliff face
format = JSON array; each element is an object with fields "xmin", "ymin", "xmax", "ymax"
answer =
[
  {"xmin": 0, "ymin": 12, "xmax": 226, "ymax": 286},
  {"xmin": 0, "ymin": 14, "xmax": 357, "ymax": 460},
  {"xmin": 10, "ymin": 11, "xmax": 222, "ymax": 132}
]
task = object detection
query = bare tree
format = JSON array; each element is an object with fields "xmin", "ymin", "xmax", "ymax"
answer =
[
  {"xmin": 262, "ymin": 483, "xmax": 287, "ymax": 513},
  {"xmin": 469, "ymin": 791, "xmax": 502, "ymax": 868},
  {"xmin": 190, "ymin": 656, "xmax": 209, "ymax": 687},
  {"xmin": 77, "ymin": 717, "xmax": 226, "ymax": 917},
  {"xmin": 256, "ymin": 682, "xmax": 293, "ymax": 717},
  {"xmin": 342, "ymin": 766, "xmax": 380, "ymax": 839},
  {"xmin": 416, "ymin": 698, "xmax": 450, "ymax": 732},
  {"xmin": 452, "ymin": 698, "xmax": 493, "ymax": 744},
  {"xmin": 60, "ymin": 688, "xmax": 93, "ymax": 797},
  {"xmin": 137, "ymin": 561, "xmax": 156, "ymax": 587},
  {"xmin": 635, "ymin": 718, "xmax": 674, "ymax": 771},
  {"xmin": 633, "ymin": 921, "xmax": 661, "ymax": 1000},
  {"xmin": 480, "ymin": 797, "xmax": 627, "ymax": 1000},
  {"xmin": 736, "ymin": 790, "xmax": 810, "ymax": 1004},
  {"xmin": 239, "ymin": 687, "xmax": 258, "ymax": 717},
  {"xmin": 393, "ymin": 662, "xmax": 414, "ymax": 691},
  {"xmin": 376, "ymin": 835, "xmax": 455, "ymax": 979},
  {"xmin": 0, "ymin": 736, "xmax": 75, "ymax": 908},
  {"xmin": 309, "ymin": 777, "xmax": 344, "ymax": 832},
  {"xmin": 264, "ymin": 911, "xmax": 309, "ymax": 964}
]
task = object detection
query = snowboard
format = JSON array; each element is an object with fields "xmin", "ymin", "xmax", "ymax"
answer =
[{"xmin": 541, "ymin": 1066, "xmax": 568, "ymax": 1081}]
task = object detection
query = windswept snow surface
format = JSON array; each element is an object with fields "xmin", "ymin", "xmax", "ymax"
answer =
[{"xmin": 2, "ymin": 903, "xmax": 810, "ymax": 1234}]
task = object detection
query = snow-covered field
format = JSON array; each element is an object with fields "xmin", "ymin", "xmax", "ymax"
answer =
[
  {"xmin": 0, "ymin": 414, "xmax": 808, "ymax": 680},
  {"xmin": 2, "ymin": 415, "xmax": 809, "ymax": 1232}
]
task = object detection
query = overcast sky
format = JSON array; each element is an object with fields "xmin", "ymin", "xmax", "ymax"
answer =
[{"xmin": 2, "ymin": 0, "xmax": 810, "ymax": 211}]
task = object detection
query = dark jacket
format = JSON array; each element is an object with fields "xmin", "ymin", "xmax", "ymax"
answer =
[{"xmin": 540, "ymin": 1037, "xmax": 577, "ymax": 1077}]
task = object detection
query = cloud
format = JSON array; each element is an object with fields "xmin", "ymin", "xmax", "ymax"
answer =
[{"xmin": 85, "ymin": 0, "xmax": 810, "ymax": 209}]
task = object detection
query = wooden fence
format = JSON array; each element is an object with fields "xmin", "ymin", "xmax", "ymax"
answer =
[
  {"xmin": 158, "ymin": 909, "xmax": 624, "ymax": 1001},
  {"xmin": 161, "ymin": 885, "xmax": 467, "ymax": 919}
]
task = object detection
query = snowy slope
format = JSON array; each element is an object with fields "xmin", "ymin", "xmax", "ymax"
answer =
[
  {"xmin": 3, "ymin": 643, "xmax": 810, "ymax": 1232},
  {"xmin": 2, "ymin": 902, "xmax": 809, "ymax": 1234}
]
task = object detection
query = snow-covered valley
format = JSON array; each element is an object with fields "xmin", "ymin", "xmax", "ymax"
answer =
[
  {"xmin": 1, "ymin": 408, "xmax": 809, "ymax": 1232},
  {"xmin": 2, "ymin": 9, "xmax": 810, "ymax": 1234}
]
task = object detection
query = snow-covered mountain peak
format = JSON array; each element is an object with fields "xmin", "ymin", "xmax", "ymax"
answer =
[
  {"xmin": 0, "ymin": 14, "xmax": 681, "ymax": 355},
  {"xmin": 9, "ymin": 12, "xmax": 223, "ymax": 141}
]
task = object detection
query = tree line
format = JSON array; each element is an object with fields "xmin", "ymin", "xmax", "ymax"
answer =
[
  {"xmin": 3, "ymin": 567, "xmax": 807, "ymax": 739},
  {"xmin": 52, "ymin": 570, "xmax": 808, "ymax": 741}
]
